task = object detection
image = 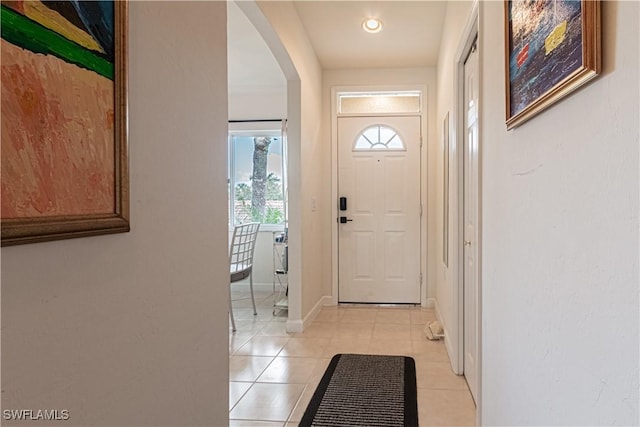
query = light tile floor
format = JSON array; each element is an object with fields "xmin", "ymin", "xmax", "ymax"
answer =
[{"xmin": 229, "ymin": 285, "xmax": 476, "ymax": 426}]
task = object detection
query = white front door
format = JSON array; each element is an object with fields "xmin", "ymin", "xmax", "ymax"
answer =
[
  {"xmin": 463, "ymin": 40, "xmax": 479, "ymax": 403},
  {"xmin": 337, "ymin": 116, "xmax": 421, "ymax": 303}
]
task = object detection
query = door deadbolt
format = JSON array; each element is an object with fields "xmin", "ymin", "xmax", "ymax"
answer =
[{"xmin": 339, "ymin": 197, "xmax": 347, "ymax": 211}]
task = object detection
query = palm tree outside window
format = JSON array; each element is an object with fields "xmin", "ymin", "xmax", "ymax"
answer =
[{"xmin": 228, "ymin": 123, "xmax": 286, "ymax": 230}]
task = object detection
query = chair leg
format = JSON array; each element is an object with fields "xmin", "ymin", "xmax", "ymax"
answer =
[
  {"xmin": 229, "ymin": 284, "xmax": 237, "ymax": 332},
  {"xmin": 249, "ymin": 273, "xmax": 257, "ymax": 316}
]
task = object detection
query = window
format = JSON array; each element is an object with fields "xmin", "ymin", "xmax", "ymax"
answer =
[
  {"xmin": 228, "ymin": 123, "xmax": 287, "ymax": 230},
  {"xmin": 354, "ymin": 125, "xmax": 405, "ymax": 151},
  {"xmin": 338, "ymin": 91, "xmax": 421, "ymax": 115}
]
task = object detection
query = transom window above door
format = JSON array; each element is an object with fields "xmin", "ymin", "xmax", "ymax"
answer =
[
  {"xmin": 338, "ymin": 91, "xmax": 422, "ymax": 115},
  {"xmin": 354, "ymin": 125, "xmax": 405, "ymax": 151}
]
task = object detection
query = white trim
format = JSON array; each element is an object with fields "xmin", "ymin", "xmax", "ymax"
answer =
[
  {"xmin": 331, "ymin": 84, "xmax": 428, "ymax": 308},
  {"xmin": 452, "ymin": 0, "xmax": 482, "ymax": 422},
  {"xmin": 425, "ymin": 297, "xmax": 436, "ymax": 309},
  {"xmin": 455, "ymin": 1, "xmax": 481, "ymax": 66},
  {"xmin": 284, "ymin": 80, "xmax": 302, "ymax": 327},
  {"xmin": 227, "ymin": 131, "xmax": 287, "ymax": 229},
  {"xmin": 420, "ymin": 85, "xmax": 429, "ymax": 309},
  {"xmin": 285, "ymin": 319, "xmax": 303, "ymax": 333},
  {"xmin": 476, "ymin": 6, "xmax": 483, "ymax": 422},
  {"xmin": 303, "ymin": 296, "xmax": 324, "ymax": 328},
  {"xmin": 321, "ymin": 296, "xmax": 335, "ymax": 307},
  {"xmin": 334, "ymin": 85, "xmax": 427, "ymax": 114},
  {"xmin": 337, "ymin": 112, "xmax": 420, "ymax": 118},
  {"xmin": 452, "ymin": 0, "xmax": 480, "ymax": 375},
  {"xmin": 228, "ymin": 121, "xmax": 283, "ymax": 133},
  {"xmin": 286, "ymin": 295, "xmax": 331, "ymax": 333},
  {"xmin": 331, "ymin": 87, "xmax": 340, "ymax": 306},
  {"xmin": 434, "ymin": 297, "xmax": 454, "ymax": 361}
]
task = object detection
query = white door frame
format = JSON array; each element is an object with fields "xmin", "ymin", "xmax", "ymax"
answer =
[
  {"xmin": 331, "ymin": 85, "xmax": 429, "ymax": 307},
  {"xmin": 451, "ymin": 0, "xmax": 482, "ymax": 421}
]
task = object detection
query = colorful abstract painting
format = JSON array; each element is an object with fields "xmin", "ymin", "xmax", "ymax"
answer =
[
  {"xmin": 1, "ymin": 0, "xmax": 128, "ymax": 245},
  {"xmin": 505, "ymin": 0, "xmax": 601, "ymax": 129}
]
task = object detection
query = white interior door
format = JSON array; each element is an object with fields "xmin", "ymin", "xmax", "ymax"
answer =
[
  {"xmin": 463, "ymin": 40, "xmax": 479, "ymax": 403},
  {"xmin": 337, "ymin": 116, "xmax": 421, "ymax": 303}
]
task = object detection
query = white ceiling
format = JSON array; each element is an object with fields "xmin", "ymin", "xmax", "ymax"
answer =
[
  {"xmin": 227, "ymin": 1, "xmax": 447, "ymax": 93},
  {"xmin": 293, "ymin": 1, "xmax": 447, "ymax": 69}
]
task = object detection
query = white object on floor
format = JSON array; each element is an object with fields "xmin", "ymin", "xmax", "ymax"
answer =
[{"xmin": 425, "ymin": 320, "xmax": 444, "ymax": 341}]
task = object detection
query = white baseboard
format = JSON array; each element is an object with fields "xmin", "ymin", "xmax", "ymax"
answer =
[
  {"xmin": 433, "ymin": 298, "xmax": 461, "ymax": 375},
  {"xmin": 433, "ymin": 299, "xmax": 450, "ymax": 353},
  {"xmin": 325, "ymin": 296, "xmax": 333, "ymax": 305},
  {"xmin": 303, "ymin": 296, "xmax": 331, "ymax": 329},
  {"xmin": 425, "ymin": 298, "xmax": 436, "ymax": 309},
  {"xmin": 322, "ymin": 296, "xmax": 335, "ymax": 307},
  {"xmin": 286, "ymin": 296, "xmax": 331, "ymax": 333}
]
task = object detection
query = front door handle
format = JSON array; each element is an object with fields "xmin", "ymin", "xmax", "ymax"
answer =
[{"xmin": 339, "ymin": 216, "xmax": 353, "ymax": 224}]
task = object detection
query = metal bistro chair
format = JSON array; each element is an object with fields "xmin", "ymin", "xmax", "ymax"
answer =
[{"xmin": 229, "ymin": 222, "xmax": 260, "ymax": 332}]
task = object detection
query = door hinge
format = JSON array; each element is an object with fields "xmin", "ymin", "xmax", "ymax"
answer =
[
  {"xmin": 420, "ymin": 136, "xmax": 423, "ymax": 148},
  {"xmin": 420, "ymin": 204, "xmax": 423, "ymax": 218},
  {"xmin": 420, "ymin": 273, "xmax": 423, "ymax": 285}
]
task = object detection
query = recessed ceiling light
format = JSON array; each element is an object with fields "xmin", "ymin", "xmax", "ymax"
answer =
[{"xmin": 362, "ymin": 18, "xmax": 382, "ymax": 34}]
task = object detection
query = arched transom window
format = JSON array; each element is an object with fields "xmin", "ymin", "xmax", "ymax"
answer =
[{"xmin": 354, "ymin": 125, "xmax": 405, "ymax": 151}]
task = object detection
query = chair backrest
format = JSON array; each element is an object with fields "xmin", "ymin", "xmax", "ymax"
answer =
[{"xmin": 229, "ymin": 222, "xmax": 260, "ymax": 276}]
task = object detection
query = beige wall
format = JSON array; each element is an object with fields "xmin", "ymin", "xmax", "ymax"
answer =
[
  {"xmin": 323, "ymin": 67, "xmax": 438, "ymax": 305},
  {"xmin": 480, "ymin": 1, "xmax": 639, "ymax": 424},
  {"xmin": 228, "ymin": 91, "xmax": 286, "ymax": 121},
  {"xmin": 253, "ymin": 1, "xmax": 327, "ymax": 326},
  {"xmin": 1, "ymin": 2, "xmax": 230, "ymax": 425}
]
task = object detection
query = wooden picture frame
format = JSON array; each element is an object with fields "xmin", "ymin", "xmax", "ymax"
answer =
[
  {"xmin": 505, "ymin": 0, "xmax": 601, "ymax": 129},
  {"xmin": 1, "ymin": 1, "xmax": 129, "ymax": 246},
  {"xmin": 443, "ymin": 113, "xmax": 449, "ymax": 267}
]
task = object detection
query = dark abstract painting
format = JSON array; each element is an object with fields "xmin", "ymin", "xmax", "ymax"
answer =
[{"xmin": 505, "ymin": 0, "xmax": 601, "ymax": 129}]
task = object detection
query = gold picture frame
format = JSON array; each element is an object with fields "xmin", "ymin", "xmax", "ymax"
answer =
[
  {"xmin": 505, "ymin": 0, "xmax": 601, "ymax": 129},
  {"xmin": 1, "ymin": 1, "xmax": 129, "ymax": 246}
]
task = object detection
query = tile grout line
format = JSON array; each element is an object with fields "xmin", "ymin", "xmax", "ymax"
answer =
[{"xmin": 229, "ymin": 292, "xmax": 474, "ymax": 425}]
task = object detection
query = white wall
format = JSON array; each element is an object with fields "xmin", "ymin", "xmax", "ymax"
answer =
[
  {"xmin": 434, "ymin": 0, "xmax": 474, "ymax": 370},
  {"xmin": 1, "ymin": 3, "xmax": 230, "ymax": 425},
  {"xmin": 252, "ymin": 1, "xmax": 326, "ymax": 327},
  {"xmin": 480, "ymin": 1, "xmax": 639, "ymax": 425},
  {"xmin": 228, "ymin": 91, "xmax": 286, "ymax": 121},
  {"xmin": 252, "ymin": 231, "xmax": 281, "ymax": 284},
  {"xmin": 323, "ymin": 67, "xmax": 438, "ymax": 306}
]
